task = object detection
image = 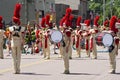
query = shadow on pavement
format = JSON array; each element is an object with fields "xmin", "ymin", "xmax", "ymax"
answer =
[
  {"xmin": 54, "ymin": 57, "xmax": 109, "ymax": 61},
  {"xmin": 19, "ymin": 72, "xmax": 51, "ymax": 76},
  {"xmin": 65, "ymin": 73, "xmax": 100, "ymax": 76},
  {"xmin": 4, "ymin": 57, "xmax": 12, "ymax": 59},
  {"xmin": 96, "ymin": 58, "xmax": 108, "ymax": 60},
  {"xmin": 21, "ymin": 58, "xmax": 40, "ymax": 59},
  {"xmin": 4, "ymin": 58, "xmax": 40, "ymax": 60},
  {"xmin": 115, "ymin": 73, "xmax": 120, "ymax": 75},
  {"xmin": 116, "ymin": 58, "xmax": 120, "ymax": 60}
]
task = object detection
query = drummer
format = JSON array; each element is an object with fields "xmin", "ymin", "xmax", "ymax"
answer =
[
  {"xmin": 116, "ymin": 19, "xmax": 120, "ymax": 49},
  {"xmin": 108, "ymin": 16, "xmax": 119, "ymax": 74},
  {"xmin": 60, "ymin": 8, "xmax": 73, "ymax": 74}
]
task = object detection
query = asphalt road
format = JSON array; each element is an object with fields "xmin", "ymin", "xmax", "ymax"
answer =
[{"xmin": 0, "ymin": 46, "xmax": 120, "ymax": 80}]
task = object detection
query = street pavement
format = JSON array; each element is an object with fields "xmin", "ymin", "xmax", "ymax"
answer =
[{"xmin": 0, "ymin": 45, "xmax": 120, "ymax": 80}]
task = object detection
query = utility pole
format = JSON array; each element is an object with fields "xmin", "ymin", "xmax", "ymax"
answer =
[
  {"xmin": 110, "ymin": 0, "xmax": 112, "ymax": 17},
  {"xmin": 103, "ymin": 0, "xmax": 105, "ymax": 23},
  {"xmin": 43, "ymin": 0, "xmax": 46, "ymax": 16},
  {"xmin": 110, "ymin": 0, "xmax": 114, "ymax": 17},
  {"xmin": 24, "ymin": 0, "xmax": 28, "ymax": 24}
]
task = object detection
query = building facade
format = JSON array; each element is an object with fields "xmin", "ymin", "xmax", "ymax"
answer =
[
  {"xmin": 55, "ymin": 4, "xmax": 69, "ymax": 25},
  {"xmin": 55, "ymin": 0, "xmax": 80, "ymax": 10},
  {"xmin": 79, "ymin": 0, "xmax": 88, "ymax": 21},
  {"xmin": 0, "ymin": 0, "xmax": 89, "ymax": 26},
  {"xmin": 35, "ymin": 0, "xmax": 55, "ymax": 14},
  {"xmin": 34, "ymin": 0, "xmax": 55, "ymax": 24},
  {"xmin": 0, "ymin": 0, "xmax": 19, "ymax": 24},
  {"xmin": 55, "ymin": 0, "xmax": 80, "ymax": 26},
  {"xmin": 0, "ymin": 0, "xmax": 36, "ymax": 25}
]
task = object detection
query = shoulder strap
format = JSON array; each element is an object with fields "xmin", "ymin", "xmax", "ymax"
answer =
[
  {"xmin": 18, "ymin": 26, "xmax": 21, "ymax": 31},
  {"xmin": 13, "ymin": 27, "xmax": 15, "ymax": 31}
]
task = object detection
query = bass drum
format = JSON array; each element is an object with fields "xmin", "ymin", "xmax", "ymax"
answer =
[
  {"xmin": 95, "ymin": 32, "xmax": 114, "ymax": 47},
  {"xmin": 50, "ymin": 30, "xmax": 63, "ymax": 43}
]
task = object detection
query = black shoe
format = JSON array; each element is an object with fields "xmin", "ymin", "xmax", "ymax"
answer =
[
  {"xmin": 109, "ymin": 70, "xmax": 115, "ymax": 74},
  {"xmin": 93, "ymin": 57, "xmax": 97, "ymax": 59},
  {"xmin": 63, "ymin": 70, "xmax": 70, "ymax": 74},
  {"xmin": 69, "ymin": 57, "xmax": 72, "ymax": 59},
  {"xmin": 14, "ymin": 71, "xmax": 20, "ymax": 74},
  {"xmin": 54, "ymin": 52, "xmax": 58, "ymax": 54},
  {"xmin": 0, "ymin": 57, "xmax": 4, "ymax": 59}
]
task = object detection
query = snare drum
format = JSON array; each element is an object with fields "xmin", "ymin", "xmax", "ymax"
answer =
[
  {"xmin": 50, "ymin": 30, "xmax": 63, "ymax": 43},
  {"xmin": 96, "ymin": 32, "xmax": 114, "ymax": 47}
]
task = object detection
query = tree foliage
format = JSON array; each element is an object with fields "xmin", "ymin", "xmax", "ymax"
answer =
[{"xmin": 89, "ymin": 0, "xmax": 120, "ymax": 24}]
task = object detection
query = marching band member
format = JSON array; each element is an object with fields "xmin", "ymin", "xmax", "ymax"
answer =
[
  {"xmin": 59, "ymin": 27, "xmax": 71, "ymax": 74},
  {"xmin": 61, "ymin": 9, "xmax": 73, "ymax": 59},
  {"xmin": 60, "ymin": 8, "xmax": 72, "ymax": 74},
  {"xmin": 117, "ymin": 19, "xmax": 120, "ymax": 49},
  {"xmin": 89, "ymin": 29, "xmax": 98, "ymax": 59},
  {"xmin": 40, "ymin": 17, "xmax": 46, "ymax": 56},
  {"xmin": 9, "ymin": 3, "xmax": 24, "ymax": 74},
  {"xmin": 108, "ymin": 16, "xmax": 119, "ymax": 74},
  {"xmin": 0, "ymin": 16, "xmax": 5, "ymax": 59},
  {"xmin": 41, "ymin": 15, "xmax": 50, "ymax": 59},
  {"xmin": 63, "ymin": 28, "xmax": 71, "ymax": 74},
  {"xmin": 90, "ymin": 16, "xmax": 100, "ymax": 59},
  {"xmin": 83, "ymin": 19, "xmax": 91, "ymax": 57},
  {"xmin": 75, "ymin": 16, "xmax": 82, "ymax": 58}
]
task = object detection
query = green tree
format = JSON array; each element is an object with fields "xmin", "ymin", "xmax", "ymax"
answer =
[{"xmin": 89, "ymin": 0, "xmax": 120, "ymax": 24}]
